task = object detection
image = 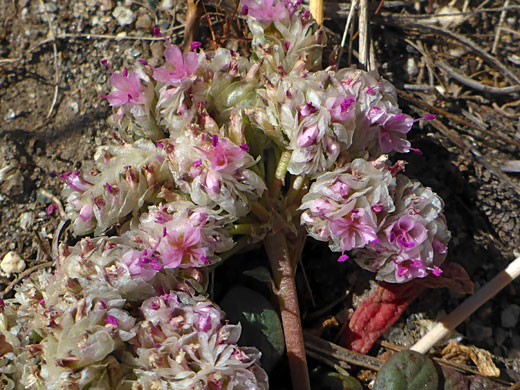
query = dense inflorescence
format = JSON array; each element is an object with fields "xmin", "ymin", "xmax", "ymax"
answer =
[{"xmin": 1, "ymin": 0, "xmax": 450, "ymax": 388}]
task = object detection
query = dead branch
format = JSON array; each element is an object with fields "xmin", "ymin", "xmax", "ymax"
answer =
[
  {"xmin": 437, "ymin": 61, "xmax": 520, "ymax": 95},
  {"xmin": 380, "ymin": 17, "xmax": 520, "ymax": 85}
]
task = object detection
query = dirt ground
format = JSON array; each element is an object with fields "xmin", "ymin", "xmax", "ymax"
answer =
[{"xmin": 1, "ymin": 0, "xmax": 519, "ymax": 388}]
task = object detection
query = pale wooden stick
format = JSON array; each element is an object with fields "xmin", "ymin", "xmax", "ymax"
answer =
[
  {"xmin": 411, "ymin": 256, "xmax": 520, "ymax": 354},
  {"xmin": 358, "ymin": 0, "xmax": 370, "ymax": 70},
  {"xmin": 338, "ymin": 0, "xmax": 359, "ymax": 66},
  {"xmin": 309, "ymin": 0, "xmax": 324, "ymax": 25}
]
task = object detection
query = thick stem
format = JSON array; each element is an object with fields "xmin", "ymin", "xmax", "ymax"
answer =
[{"xmin": 264, "ymin": 232, "xmax": 311, "ymax": 390}]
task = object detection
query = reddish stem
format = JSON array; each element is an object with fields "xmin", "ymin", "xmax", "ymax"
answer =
[{"xmin": 264, "ymin": 232, "xmax": 311, "ymax": 390}]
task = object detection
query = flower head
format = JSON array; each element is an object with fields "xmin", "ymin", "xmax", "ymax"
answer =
[
  {"xmin": 242, "ymin": 0, "xmax": 288, "ymax": 22},
  {"xmin": 101, "ymin": 66, "xmax": 147, "ymax": 107},
  {"xmin": 153, "ymin": 43, "xmax": 199, "ymax": 84}
]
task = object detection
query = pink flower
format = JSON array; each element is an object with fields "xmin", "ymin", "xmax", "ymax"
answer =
[
  {"xmin": 330, "ymin": 179, "xmax": 350, "ymax": 198},
  {"xmin": 153, "ymin": 44, "xmax": 199, "ymax": 83},
  {"xmin": 242, "ymin": 0, "xmax": 288, "ymax": 22},
  {"xmin": 101, "ymin": 67, "xmax": 147, "ymax": 107},
  {"xmin": 78, "ymin": 204, "xmax": 93, "ymax": 222},
  {"xmin": 300, "ymin": 102, "xmax": 317, "ymax": 117},
  {"xmin": 329, "ymin": 209, "xmax": 378, "ymax": 252},
  {"xmin": 205, "ymin": 171, "xmax": 221, "ymax": 194},
  {"xmin": 297, "ymin": 124, "xmax": 319, "ymax": 147},
  {"xmin": 326, "ymin": 96, "xmax": 356, "ymax": 122},
  {"xmin": 159, "ymin": 227, "xmax": 207, "ymax": 268},
  {"xmin": 198, "ymin": 137, "xmax": 247, "ymax": 173},
  {"xmin": 377, "ymin": 112, "xmax": 413, "ymax": 153},
  {"xmin": 59, "ymin": 171, "xmax": 92, "ymax": 193},
  {"xmin": 122, "ymin": 250, "xmax": 161, "ymax": 281},
  {"xmin": 105, "ymin": 315, "xmax": 118, "ymax": 326},
  {"xmin": 393, "ymin": 252, "xmax": 428, "ymax": 281},
  {"xmin": 388, "ymin": 215, "xmax": 427, "ymax": 251}
]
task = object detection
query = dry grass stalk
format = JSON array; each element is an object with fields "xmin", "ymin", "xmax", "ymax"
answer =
[
  {"xmin": 309, "ymin": 0, "xmax": 324, "ymax": 24},
  {"xmin": 411, "ymin": 256, "xmax": 520, "ymax": 354}
]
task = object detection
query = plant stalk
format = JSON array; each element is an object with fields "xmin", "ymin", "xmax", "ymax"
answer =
[{"xmin": 264, "ymin": 231, "xmax": 310, "ymax": 390}]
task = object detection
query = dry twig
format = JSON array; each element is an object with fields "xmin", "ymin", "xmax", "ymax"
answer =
[
  {"xmin": 38, "ymin": 0, "xmax": 59, "ymax": 120},
  {"xmin": 39, "ymin": 189, "xmax": 66, "ymax": 219},
  {"xmin": 1, "ymin": 261, "xmax": 54, "ymax": 299},
  {"xmin": 338, "ymin": 0, "xmax": 358, "ymax": 66},
  {"xmin": 437, "ymin": 61, "xmax": 520, "ymax": 95},
  {"xmin": 411, "ymin": 256, "xmax": 520, "ymax": 354},
  {"xmin": 381, "ymin": 17, "xmax": 520, "ymax": 85},
  {"xmin": 304, "ymin": 331, "xmax": 384, "ymax": 371},
  {"xmin": 397, "ymin": 89, "xmax": 520, "ymax": 149},
  {"xmin": 491, "ymin": 0, "xmax": 510, "ymax": 55}
]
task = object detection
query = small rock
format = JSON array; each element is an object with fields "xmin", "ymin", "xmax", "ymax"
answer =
[
  {"xmin": 405, "ymin": 57, "xmax": 418, "ymax": 77},
  {"xmin": 44, "ymin": 2, "xmax": 57, "ymax": 12},
  {"xmin": 159, "ymin": 0, "xmax": 174, "ymax": 10},
  {"xmin": 5, "ymin": 109, "xmax": 16, "ymax": 120},
  {"xmin": 1, "ymin": 252, "xmax": 26, "ymax": 275},
  {"xmin": 124, "ymin": 47, "xmax": 141, "ymax": 58},
  {"xmin": 19, "ymin": 212, "xmax": 34, "ymax": 230},
  {"xmin": 68, "ymin": 101, "xmax": 79, "ymax": 114},
  {"xmin": 135, "ymin": 14, "xmax": 152, "ymax": 30},
  {"xmin": 99, "ymin": 0, "xmax": 113, "ymax": 11},
  {"xmin": 501, "ymin": 304, "xmax": 520, "ymax": 328},
  {"xmin": 113, "ymin": 5, "xmax": 136, "ymax": 26}
]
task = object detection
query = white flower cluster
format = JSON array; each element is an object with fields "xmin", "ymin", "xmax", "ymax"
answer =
[
  {"xmin": 0, "ymin": 237, "xmax": 268, "ymax": 389},
  {"xmin": 300, "ymin": 157, "xmax": 450, "ymax": 282},
  {"xmin": 2, "ymin": 0, "xmax": 452, "ymax": 388}
]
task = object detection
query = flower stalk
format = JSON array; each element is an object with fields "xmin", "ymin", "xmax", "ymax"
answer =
[{"xmin": 264, "ymin": 230, "xmax": 311, "ymax": 390}]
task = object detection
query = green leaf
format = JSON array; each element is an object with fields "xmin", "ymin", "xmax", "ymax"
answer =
[
  {"xmin": 374, "ymin": 350, "xmax": 439, "ymax": 390},
  {"xmin": 219, "ymin": 286, "xmax": 284, "ymax": 373},
  {"xmin": 311, "ymin": 367, "xmax": 363, "ymax": 390},
  {"xmin": 243, "ymin": 266, "xmax": 273, "ymax": 285}
]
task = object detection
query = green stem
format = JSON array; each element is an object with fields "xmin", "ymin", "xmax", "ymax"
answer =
[
  {"xmin": 230, "ymin": 223, "xmax": 254, "ymax": 236},
  {"xmin": 270, "ymin": 150, "xmax": 292, "ymax": 199},
  {"xmin": 250, "ymin": 202, "xmax": 271, "ymax": 222},
  {"xmin": 264, "ymin": 231, "xmax": 311, "ymax": 390},
  {"xmin": 286, "ymin": 174, "xmax": 307, "ymax": 205}
]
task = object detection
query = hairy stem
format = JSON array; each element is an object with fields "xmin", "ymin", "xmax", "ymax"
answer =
[{"xmin": 264, "ymin": 231, "xmax": 310, "ymax": 390}]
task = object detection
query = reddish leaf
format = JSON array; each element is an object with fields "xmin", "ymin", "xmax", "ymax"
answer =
[
  {"xmin": 418, "ymin": 262, "xmax": 474, "ymax": 294},
  {"xmin": 340, "ymin": 282, "xmax": 425, "ymax": 354}
]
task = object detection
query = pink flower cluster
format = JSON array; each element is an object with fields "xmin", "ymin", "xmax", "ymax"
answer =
[
  {"xmin": 173, "ymin": 134, "xmax": 266, "ymax": 217},
  {"xmin": 300, "ymin": 158, "xmax": 450, "ymax": 282}
]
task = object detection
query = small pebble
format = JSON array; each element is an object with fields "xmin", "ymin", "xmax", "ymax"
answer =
[
  {"xmin": 159, "ymin": 0, "xmax": 174, "ymax": 10},
  {"xmin": 68, "ymin": 101, "xmax": 79, "ymax": 114},
  {"xmin": 19, "ymin": 212, "xmax": 34, "ymax": 230},
  {"xmin": 5, "ymin": 109, "xmax": 16, "ymax": 120},
  {"xmin": 405, "ymin": 57, "xmax": 418, "ymax": 77},
  {"xmin": 501, "ymin": 304, "xmax": 520, "ymax": 328},
  {"xmin": 112, "ymin": 5, "xmax": 135, "ymax": 26},
  {"xmin": 99, "ymin": 0, "xmax": 113, "ymax": 11},
  {"xmin": 135, "ymin": 14, "xmax": 152, "ymax": 30},
  {"xmin": 1, "ymin": 252, "xmax": 26, "ymax": 275}
]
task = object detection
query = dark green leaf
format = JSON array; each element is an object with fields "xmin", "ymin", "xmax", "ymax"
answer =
[
  {"xmin": 219, "ymin": 286, "xmax": 284, "ymax": 373},
  {"xmin": 374, "ymin": 350, "xmax": 438, "ymax": 390}
]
